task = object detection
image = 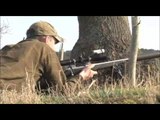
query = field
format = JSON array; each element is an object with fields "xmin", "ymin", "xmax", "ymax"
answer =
[
  {"xmin": 0, "ymin": 49, "xmax": 159, "ymax": 104},
  {"xmin": 0, "ymin": 72, "xmax": 160, "ymax": 104}
]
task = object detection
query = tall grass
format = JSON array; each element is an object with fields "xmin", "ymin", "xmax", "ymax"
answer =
[{"xmin": 0, "ymin": 69, "xmax": 160, "ymax": 104}]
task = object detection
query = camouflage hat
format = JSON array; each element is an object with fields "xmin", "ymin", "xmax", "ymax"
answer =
[{"xmin": 26, "ymin": 21, "xmax": 63, "ymax": 43}]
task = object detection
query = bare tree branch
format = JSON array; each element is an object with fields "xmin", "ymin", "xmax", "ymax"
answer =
[{"xmin": 0, "ymin": 24, "xmax": 10, "ymax": 35}]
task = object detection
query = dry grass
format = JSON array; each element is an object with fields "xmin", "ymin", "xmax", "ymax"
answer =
[{"xmin": 0, "ymin": 68, "xmax": 160, "ymax": 104}]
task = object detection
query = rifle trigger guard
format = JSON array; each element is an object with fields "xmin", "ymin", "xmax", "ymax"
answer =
[{"xmin": 68, "ymin": 65, "xmax": 74, "ymax": 76}]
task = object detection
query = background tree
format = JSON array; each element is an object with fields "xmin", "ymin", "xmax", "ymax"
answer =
[
  {"xmin": 71, "ymin": 16, "xmax": 132, "ymax": 61},
  {"xmin": 0, "ymin": 23, "xmax": 9, "ymax": 35},
  {"xmin": 128, "ymin": 16, "xmax": 141, "ymax": 87},
  {"xmin": 0, "ymin": 22, "xmax": 10, "ymax": 48}
]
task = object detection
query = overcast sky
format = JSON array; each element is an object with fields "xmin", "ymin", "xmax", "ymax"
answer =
[{"xmin": 0, "ymin": 16, "xmax": 159, "ymax": 51}]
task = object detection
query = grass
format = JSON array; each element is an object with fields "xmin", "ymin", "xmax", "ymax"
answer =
[{"xmin": 0, "ymin": 65, "xmax": 160, "ymax": 104}]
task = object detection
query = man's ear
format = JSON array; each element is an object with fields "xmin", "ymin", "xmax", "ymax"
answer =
[
  {"xmin": 38, "ymin": 35, "xmax": 47, "ymax": 43},
  {"xmin": 41, "ymin": 36, "xmax": 48, "ymax": 43},
  {"xmin": 45, "ymin": 39, "xmax": 49, "ymax": 44}
]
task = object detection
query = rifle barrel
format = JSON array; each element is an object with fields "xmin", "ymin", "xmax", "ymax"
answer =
[
  {"xmin": 93, "ymin": 58, "xmax": 128, "ymax": 70},
  {"xmin": 93, "ymin": 53, "xmax": 160, "ymax": 69}
]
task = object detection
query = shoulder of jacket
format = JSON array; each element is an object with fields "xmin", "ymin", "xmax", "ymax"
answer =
[{"xmin": 1, "ymin": 44, "xmax": 15, "ymax": 51}]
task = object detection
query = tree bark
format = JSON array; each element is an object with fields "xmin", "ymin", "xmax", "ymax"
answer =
[
  {"xmin": 71, "ymin": 16, "xmax": 132, "ymax": 61},
  {"xmin": 128, "ymin": 16, "xmax": 140, "ymax": 86}
]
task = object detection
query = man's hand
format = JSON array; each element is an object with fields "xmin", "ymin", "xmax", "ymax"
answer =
[{"xmin": 79, "ymin": 63, "xmax": 97, "ymax": 80}]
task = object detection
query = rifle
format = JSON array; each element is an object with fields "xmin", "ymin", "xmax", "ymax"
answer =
[{"xmin": 61, "ymin": 52, "xmax": 160, "ymax": 78}]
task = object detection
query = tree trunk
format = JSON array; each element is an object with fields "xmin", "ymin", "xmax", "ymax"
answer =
[
  {"xmin": 128, "ymin": 16, "xmax": 140, "ymax": 87},
  {"xmin": 71, "ymin": 16, "xmax": 132, "ymax": 61}
]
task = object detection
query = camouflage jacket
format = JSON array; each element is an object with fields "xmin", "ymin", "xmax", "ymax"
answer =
[{"xmin": 0, "ymin": 39, "xmax": 77, "ymax": 92}]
